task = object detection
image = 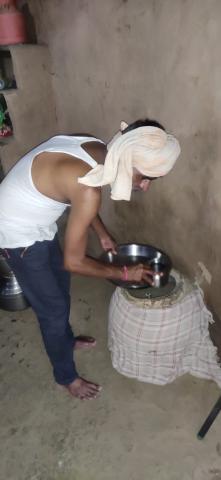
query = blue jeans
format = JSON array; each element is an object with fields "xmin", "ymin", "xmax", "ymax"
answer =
[{"xmin": 4, "ymin": 235, "xmax": 78, "ymax": 385}]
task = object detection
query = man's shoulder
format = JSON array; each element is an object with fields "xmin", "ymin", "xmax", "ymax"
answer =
[
  {"xmin": 59, "ymin": 155, "xmax": 92, "ymax": 178},
  {"xmin": 61, "ymin": 159, "xmax": 100, "ymax": 206}
]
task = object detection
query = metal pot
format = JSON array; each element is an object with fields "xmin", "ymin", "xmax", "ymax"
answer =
[
  {"xmin": 100, "ymin": 243, "xmax": 172, "ymax": 289},
  {"xmin": 149, "ymin": 254, "xmax": 171, "ymax": 288},
  {"xmin": 0, "ymin": 252, "xmax": 12, "ymax": 277},
  {"xmin": 0, "ymin": 253, "xmax": 29, "ymax": 311}
]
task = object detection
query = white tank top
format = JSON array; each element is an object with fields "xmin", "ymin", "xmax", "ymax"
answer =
[{"xmin": 0, "ymin": 135, "xmax": 104, "ymax": 248}]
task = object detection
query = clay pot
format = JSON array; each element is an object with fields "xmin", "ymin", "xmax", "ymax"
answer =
[{"xmin": 0, "ymin": 0, "xmax": 27, "ymax": 45}]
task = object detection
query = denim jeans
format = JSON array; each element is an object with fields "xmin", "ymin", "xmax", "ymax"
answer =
[{"xmin": 4, "ymin": 235, "xmax": 78, "ymax": 385}]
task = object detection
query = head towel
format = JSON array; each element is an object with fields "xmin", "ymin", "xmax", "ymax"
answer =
[{"xmin": 78, "ymin": 126, "xmax": 181, "ymax": 201}]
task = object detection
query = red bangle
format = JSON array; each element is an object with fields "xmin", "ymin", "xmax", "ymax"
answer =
[{"xmin": 121, "ymin": 265, "xmax": 128, "ymax": 281}]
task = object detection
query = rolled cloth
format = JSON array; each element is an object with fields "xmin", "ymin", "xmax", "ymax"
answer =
[{"xmin": 78, "ymin": 126, "xmax": 181, "ymax": 201}]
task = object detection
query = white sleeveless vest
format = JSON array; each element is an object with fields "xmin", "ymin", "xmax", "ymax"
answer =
[{"xmin": 0, "ymin": 135, "xmax": 104, "ymax": 248}]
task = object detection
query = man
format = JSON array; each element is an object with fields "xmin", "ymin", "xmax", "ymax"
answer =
[{"xmin": 0, "ymin": 119, "xmax": 180, "ymax": 400}]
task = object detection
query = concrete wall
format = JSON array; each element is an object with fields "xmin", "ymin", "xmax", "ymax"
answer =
[{"xmin": 28, "ymin": 0, "xmax": 221, "ymax": 317}]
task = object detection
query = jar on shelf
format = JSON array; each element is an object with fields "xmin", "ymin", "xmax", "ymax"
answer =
[{"xmin": 0, "ymin": 0, "xmax": 27, "ymax": 46}]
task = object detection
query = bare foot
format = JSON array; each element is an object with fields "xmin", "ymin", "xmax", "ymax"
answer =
[
  {"xmin": 61, "ymin": 377, "xmax": 102, "ymax": 400},
  {"xmin": 74, "ymin": 335, "xmax": 96, "ymax": 350}
]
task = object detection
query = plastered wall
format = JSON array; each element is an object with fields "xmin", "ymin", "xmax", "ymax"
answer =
[{"xmin": 28, "ymin": 0, "xmax": 221, "ymax": 317}]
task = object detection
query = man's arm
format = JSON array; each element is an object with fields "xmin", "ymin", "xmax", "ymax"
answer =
[
  {"xmin": 91, "ymin": 215, "xmax": 117, "ymax": 253},
  {"xmin": 63, "ymin": 186, "xmax": 122, "ymax": 280},
  {"xmin": 64, "ymin": 185, "xmax": 154, "ymax": 285}
]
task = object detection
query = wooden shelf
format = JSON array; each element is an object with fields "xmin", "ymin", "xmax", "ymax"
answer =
[
  {"xmin": 0, "ymin": 46, "xmax": 11, "ymax": 51},
  {"xmin": 0, "ymin": 44, "xmax": 57, "ymax": 174},
  {"xmin": 0, "ymin": 44, "xmax": 27, "ymax": 50},
  {"xmin": 0, "ymin": 88, "xmax": 17, "ymax": 95},
  {"xmin": 0, "ymin": 44, "xmax": 37, "ymax": 51}
]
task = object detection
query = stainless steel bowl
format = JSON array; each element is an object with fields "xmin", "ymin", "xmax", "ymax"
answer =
[{"xmin": 100, "ymin": 243, "xmax": 172, "ymax": 289}]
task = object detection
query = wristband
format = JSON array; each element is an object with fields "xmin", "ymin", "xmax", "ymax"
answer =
[{"xmin": 121, "ymin": 265, "xmax": 128, "ymax": 282}]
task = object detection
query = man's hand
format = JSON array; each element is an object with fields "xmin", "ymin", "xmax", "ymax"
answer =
[
  {"xmin": 99, "ymin": 234, "xmax": 117, "ymax": 254},
  {"xmin": 91, "ymin": 215, "xmax": 117, "ymax": 254},
  {"xmin": 127, "ymin": 264, "xmax": 154, "ymax": 286}
]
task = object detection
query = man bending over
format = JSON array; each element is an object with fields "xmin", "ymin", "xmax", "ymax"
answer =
[{"xmin": 0, "ymin": 118, "xmax": 180, "ymax": 400}]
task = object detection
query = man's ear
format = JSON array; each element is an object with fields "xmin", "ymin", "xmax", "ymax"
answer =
[{"xmin": 120, "ymin": 121, "xmax": 129, "ymax": 132}]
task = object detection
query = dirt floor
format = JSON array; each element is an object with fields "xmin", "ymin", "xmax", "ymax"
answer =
[{"xmin": 1, "ymin": 274, "xmax": 221, "ymax": 480}]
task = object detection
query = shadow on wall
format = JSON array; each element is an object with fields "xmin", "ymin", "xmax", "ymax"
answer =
[
  {"xmin": 0, "ymin": 157, "xmax": 4, "ymax": 182},
  {"xmin": 17, "ymin": 0, "xmax": 37, "ymax": 44}
]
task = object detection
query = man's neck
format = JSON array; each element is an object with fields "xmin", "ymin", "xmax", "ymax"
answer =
[{"xmin": 81, "ymin": 141, "xmax": 107, "ymax": 165}]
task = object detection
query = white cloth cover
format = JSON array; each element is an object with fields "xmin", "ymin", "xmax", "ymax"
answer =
[
  {"xmin": 78, "ymin": 126, "xmax": 181, "ymax": 201},
  {"xmin": 108, "ymin": 278, "xmax": 221, "ymax": 387}
]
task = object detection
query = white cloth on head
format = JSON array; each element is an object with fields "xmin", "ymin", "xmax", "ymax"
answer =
[{"xmin": 78, "ymin": 126, "xmax": 181, "ymax": 201}]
